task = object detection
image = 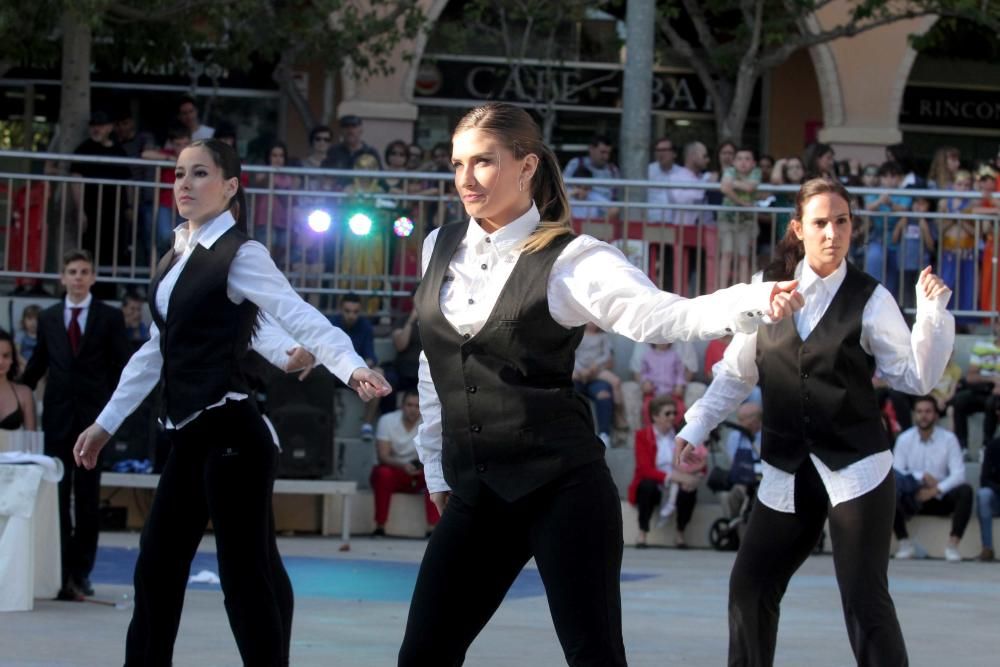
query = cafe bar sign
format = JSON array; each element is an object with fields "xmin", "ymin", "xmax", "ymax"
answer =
[{"xmin": 413, "ymin": 55, "xmax": 756, "ymax": 118}]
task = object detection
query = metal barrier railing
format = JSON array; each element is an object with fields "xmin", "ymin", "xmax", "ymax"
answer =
[{"xmin": 0, "ymin": 150, "xmax": 997, "ymax": 319}]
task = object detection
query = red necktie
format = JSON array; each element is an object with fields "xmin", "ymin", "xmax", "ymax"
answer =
[{"xmin": 68, "ymin": 307, "xmax": 82, "ymax": 356}]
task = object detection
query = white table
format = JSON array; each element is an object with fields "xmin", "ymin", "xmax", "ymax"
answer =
[
  {"xmin": 101, "ymin": 473, "xmax": 357, "ymax": 544},
  {"xmin": 0, "ymin": 462, "xmax": 62, "ymax": 611}
]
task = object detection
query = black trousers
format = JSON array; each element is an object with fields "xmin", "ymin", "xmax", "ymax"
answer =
[
  {"xmin": 398, "ymin": 459, "xmax": 627, "ymax": 667},
  {"xmin": 951, "ymin": 387, "xmax": 1000, "ymax": 449},
  {"xmin": 635, "ymin": 478, "xmax": 697, "ymax": 532},
  {"xmin": 46, "ymin": 423, "xmax": 101, "ymax": 587},
  {"xmin": 893, "ymin": 483, "xmax": 974, "ymax": 540},
  {"xmin": 124, "ymin": 401, "xmax": 293, "ymax": 667},
  {"xmin": 729, "ymin": 461, "xmax": 907, "ymax": 667}
]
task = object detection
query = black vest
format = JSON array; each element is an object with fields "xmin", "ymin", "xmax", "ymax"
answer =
[
  {"xmin": 756, "ymin": 262, "xmax": 886, "ymax": 472},
  {"xmin": 149, "ymin": 226, "xmax": 259, "ymax": 424},
  {"xmin": 416, "ymin": 222, "xmax": 603, "ymax": 504}
]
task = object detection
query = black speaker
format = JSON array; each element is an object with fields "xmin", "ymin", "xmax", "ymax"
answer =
[
  {"xmin": 271, "ymin": 404, "xmax": 334, "ymax": 478},
  {"xmin": 265, "ymin": 363, "xmax": 337, "ymax": 478}
]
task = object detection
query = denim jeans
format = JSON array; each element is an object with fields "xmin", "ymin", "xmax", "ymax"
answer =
[
  {"xmin": 977, "ymin": 486, "xmax": 1000, "ymax": 549},
  {"xmin": 575, "ymin": 379, "xmax": 613, "ymax": 435}
]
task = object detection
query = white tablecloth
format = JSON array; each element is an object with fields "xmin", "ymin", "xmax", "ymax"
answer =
[{"xmin": 0, "ymin": 460, "xmax": 63, "ymax": 611}]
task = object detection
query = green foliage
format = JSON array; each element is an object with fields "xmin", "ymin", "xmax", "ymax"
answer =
[{"xmin": 0, "ymin": 0, "xmax": 426, "ymax": 83}]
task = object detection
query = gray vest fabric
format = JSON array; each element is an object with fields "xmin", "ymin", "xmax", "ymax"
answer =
[
  {"xmin": 416, "ymin": 222, "xmax": 603, "ymax": 504},
  {"xmin": 150, "ymin": 226, "xmax": 259, "ymax": 424},
  {"xmin": 756, "ymin": 262, "xmax": 886, "ymax": 472}
]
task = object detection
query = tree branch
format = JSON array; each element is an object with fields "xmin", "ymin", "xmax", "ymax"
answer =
[
  {"xmin": 680, "ymin": 0, "xmax": 720, "ymax": 53},
  {"xmin": 656, "ymin": 16, "xmax": 724, "ymax": 116},
  {"xmin": 105, "ymin": 0, "xmax": 239, "ymax": 23}
]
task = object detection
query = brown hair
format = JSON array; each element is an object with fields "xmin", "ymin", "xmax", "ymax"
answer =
[
  {"xmin": 648, "ymin": 394, "xmax": 678, "ymax": 422},
  {"xmin": 764, "ymin": 178, "xmax": 853, "ymax": 281},
  {"xmin": 62, "ymin": 248, "xmax": 94, "ymax": 269},
  {"xmin": 927, "ymin": 146, "xmax": 960, "ymax": 188},
  {"xmin": 186, "ymin": 139, "xmax": 248, "ymax": 231},
  {"xmin": 453, "ymin": 103, "xmax": 571, "ymax": 253}
]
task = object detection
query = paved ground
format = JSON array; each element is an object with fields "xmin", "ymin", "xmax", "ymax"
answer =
[{"xmin": 1, "ymin": 531, "xmax": 997, "ymax": 666}]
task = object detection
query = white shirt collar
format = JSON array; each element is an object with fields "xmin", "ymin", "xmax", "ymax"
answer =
[
  {"xmin": 173, "ymin": 210, "xmax": 237, "ymax": 254},
  {"xmin": 65, "ymin": 293, "xmax": 93, "ymax": 310},
  {"xmin": 465, "ymin": 202, "xmax": 540, "ymax": 256},
  {"xmin": 796, "ymin": 259, "xmax": 847, "ymax": 297}
]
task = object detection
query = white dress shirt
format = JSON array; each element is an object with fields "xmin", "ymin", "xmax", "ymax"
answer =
[
  {"xmin": 654, "ymin": 427, "xmax": 677, "ymax": 477},
  {"xmin": 415, "ymin": 202, "xmax": 781, "ymax": 493},
  {"xmin": 893, "ymin": 425, "xmax": 966, "ymax": 497},
  {"xmin": 647, "ymin": 162, "xmax": 684, "ymax": 223},
  {"xmin": 63, "ymin": 293, "xmax": 93, "ymax": 333},
  {"xmin": 665, "ymin": 167, "xmax": 708, "ymax": 227},
  {"xmin": 96, "ymin": 210, "xmax": 366, "ymax": 434},
  {"xmin": 678, "ymin": 259, "xmax": 955, "ymax": 512}
]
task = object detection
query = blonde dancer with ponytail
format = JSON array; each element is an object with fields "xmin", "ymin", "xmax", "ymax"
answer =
[{"xmin": 398, "ymin": 103, "xmax": 804, "ymax": 666}]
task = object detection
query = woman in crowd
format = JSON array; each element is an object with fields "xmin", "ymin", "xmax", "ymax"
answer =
[
  {"xmin": 678, "ymin": 177, "xmax": 954, "ymax": 666},
  {"xmin": 0, "ymin": 329, "xmax": 36, "ymax": 431},
  {"xmin": 252, "ymin": 140, "xmax": 297, "ymax": 265},
  {"xmin": 927, "ymin": 146, "xmax": 961, "ymax": 189},
  {"xmin": 803, "ymin": 142, "xmax": 836, "ymax": 180},
  {"xmin": 398, "ymin": 102, "xmax": 803, "ymax": 666},
  {"xmin": 628, "ymin": 395, "xmax": 703, "ymax": 549},
  {"xmin": 72, "ymin": 139, "xmax": 390, "ymax": 666}
]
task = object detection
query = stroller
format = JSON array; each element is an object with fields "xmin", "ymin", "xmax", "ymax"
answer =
[
  {"xmin": 706, "ymin": 421, "xmax": 761, "ymax": 551},
  {"xmin": 706, "ymin": 421, "xmax": 826, "ymax": 554}
]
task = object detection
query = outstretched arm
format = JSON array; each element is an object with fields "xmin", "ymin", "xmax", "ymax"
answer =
[{"xmin": 548, "ymin": 237, "xmax": 803, "ymax": 343}]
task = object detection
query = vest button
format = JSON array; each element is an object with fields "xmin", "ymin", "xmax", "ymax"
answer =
[
  {"xmin": 801, "ymin": 372, "xmax": 809, "ymax": 379},
  {"xmin": 476, "ymin": 463, "xmax": 487, "ymax": 473},
  {"xmin": 471, "ymin": 424, "xmax": 482, "ymax": 433},
  {"xmin": 466, "ymin": 386, "xmax": 477, "ymax": 393},
  {"xmin": 463, "ymin": 333, "xmax": 471, "ymax": 340},
  {"xmin": 803, "ymin": 416, "xmax": 811, "ymax": 424}
]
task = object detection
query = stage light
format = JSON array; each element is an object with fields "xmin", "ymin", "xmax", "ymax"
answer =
[
  {"xmin": 348, "ymin": 212, "xmax": 373, "ymax": 236},
  {"xmin": 393, "ymin": 216, "xmax": 415, "ymax": 237},
  {"xmin": 307, "ymin": 209, "xmax": 331, "ymax": 233}
]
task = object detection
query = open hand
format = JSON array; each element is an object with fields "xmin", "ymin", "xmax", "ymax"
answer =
[
  {"xmin": 768, "ymin": 280, "xmax": 805, "ymax": 321},
  {"xmin": 349, "ymin": 367, "xmax": 392, "ymax": 401},
  {"xmin": 73, "ymin": 424, "xmax": 112, "ymax": 470}
]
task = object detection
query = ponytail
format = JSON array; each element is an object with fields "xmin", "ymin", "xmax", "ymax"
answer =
[
  {"xmin": 454, "ymin": 103, "xmax": 573, "ymax": 254},
  {"xmin": 522, "ymin": 145, "xmax": 572, "ymax": 254}
]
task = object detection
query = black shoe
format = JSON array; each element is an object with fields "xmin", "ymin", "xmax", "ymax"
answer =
[
  {"xmin": 55, "ymin": 585, "xmax": 83, "ymax": 602},
  {"xmin": 635, "ymin": 542, "xmax": 648, "ymax": 549},
  {"xmin": 74, "ymin": 577, "xmax": 95, "ymax": 597},
  {"xmin": 371, "ymin": 527, "xmax": 386, "ymax": 537}
]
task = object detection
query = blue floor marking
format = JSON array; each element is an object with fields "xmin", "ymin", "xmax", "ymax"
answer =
[{"xmin": 91, "ymin": 546, "xmax": 654, "ymax": 602}]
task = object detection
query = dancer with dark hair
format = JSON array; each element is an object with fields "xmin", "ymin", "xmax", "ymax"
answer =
[
  {"xmin": 73, "ymin": 138, "xmax": 391, "ymax": 666},
  {"xmin": 397, "ymin": 103, "xmax": 804, "ymax": 667},
  {"xmin": 678, "ymin": 178, "xmax": 954, "ymax": 666}
]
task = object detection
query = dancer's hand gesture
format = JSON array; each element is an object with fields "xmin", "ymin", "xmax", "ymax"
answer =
[
  {"xmin": 349, "ymin": 367, "xmax": 392, "ymax": 401},
  {"xmin": 673, "ymin": 435, "xmax": 700, "ymax": 469},
  {"xmin": 916, "ymin": 266, "xmax": 950, "ymax": 303},
  {"xmin": 768, "ymin": 280, "xmax": 805, "ymax": 321},
  {"xmin": 284, "ymin": 346, "xmax": 316, "ymax": 381},
  {"xmin": 73, "ymin": 423, "xmax": 112, "ymax": 470}
]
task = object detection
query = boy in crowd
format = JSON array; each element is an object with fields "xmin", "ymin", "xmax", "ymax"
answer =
[{"xmin": 718, "ymin": 146, "xmax": 761, "ymax": 287}]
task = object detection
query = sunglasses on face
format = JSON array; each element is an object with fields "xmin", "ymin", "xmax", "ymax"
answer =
[
  {"xmin": 389, "ymin": 151, "xmax": 407, "ymax": 157},
  {"xmin": 314, "ymin": 136, "xmax": 332, "ymax": 143}
]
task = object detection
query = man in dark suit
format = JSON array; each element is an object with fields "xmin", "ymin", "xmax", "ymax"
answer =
[{"xmin": 21, "ymin": 249, "xmax": 131, "ymax": 600}]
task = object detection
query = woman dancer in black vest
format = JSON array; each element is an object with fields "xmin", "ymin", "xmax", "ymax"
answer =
[
  {"xmin": 678, "ymin": 178, "xmax": 954, "ymax": 666},
  {"xmin": 72, "ymin": 139, "xmax": 390, "ymax": 666},
  {"xmin": 398, "ymin": 103, "xmax": 804, "ymax": 666}
]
